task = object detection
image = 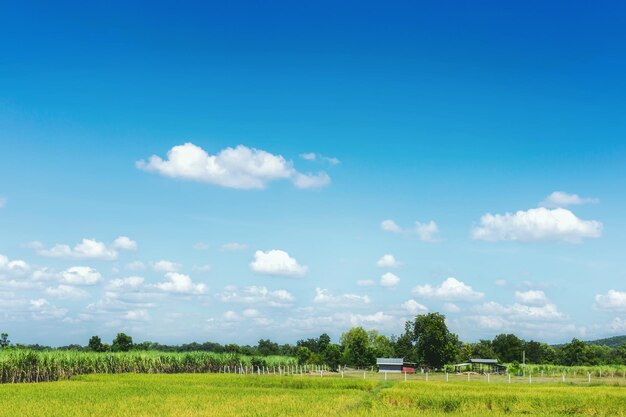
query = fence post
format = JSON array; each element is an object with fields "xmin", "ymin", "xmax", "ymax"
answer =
[
  {"xmin": 404, "ymin": 371, "xmax": 407, "ymax": 381},
  {"xmin": 446, "ymin": 371, "xmax": 448, "ymax": 382},
  {"xmin": 487, "ymin": 373, "xmax": 490, "ymax": 384},
  {"xmin": 588, "ymin": 372, "xmax": 591, "ymax": 384},
  {"xmin": 363, "ymin": 371, "xmax": 366, "ymax": 379},
  {"xmin": 529, "ymin": 373, "xmax": 532, "ymax": 385},
  {"xmin": 467, "ymin": 373, "xmax": 470, "ymax": 382},
  {"xmin": 384, "ymin": 371, "xmax": 387, "ymax": 381},
  {"xmin": 562, "ymin": 372, "xmax": 565, "ymax": 383},
  {"xmin": 426, "ymin": 372, "xmax": 429, "ymax": 382},
  {"xmin": 508, "ymin": 373, "xmax": 511, "ymax": 384}
]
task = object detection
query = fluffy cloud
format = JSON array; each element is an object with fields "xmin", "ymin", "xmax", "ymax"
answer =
[
  {"xmin": 415, "ymin": 221, "xmax": 440, "ymax": 242},
  {"xmin": 36, "ymin": 237, "xmax": 134, "ymax": 260},
  {"xmin": 376, "ymin": 254, "xmax": 400, "ymax": 268},
  {"xmin": 107, "ymin": 276, "xmax": 145, "ymax": 289},
  {"xmin": 154, "ymin": 272, "xmax": 207, "ymax": 295},
  {"xmin": 413, "ymin": 277, "xmax": 483, "ymax": 301},
  {"xmin": 540, "ymin": 191, "xmax": 598, "ymax": 208},
  {"xmin": 443, "ymin": 302, "xmax": 461, "ymax": 313},
  {"xmin": 250, "ymin": 250, "xmax": 307, "ymax": 277},
  {"xmin": 381, "ymin": 219, "xmax": 402, "ymax": 233},
  {"xmin": 594, "ymin": 290, "xmax": 626, "ymax": 312},
  {"xmin": 0, "ymin": 255, "xmax": 30, "ymax": 274},
  {"xmin": 472, "ymin": 207, "xmax": 602, "ymax": 243},
  {"xmin": 123, "ymin": 309, "xmax": 151, "ymax": 321},
  {"xmin": 61, "ymin": 267, "xmax": 102, "ymax": 285},
  {"xmin": 137, "ymin": 143, "xmax": 331, "ymax": 189},
  {"xmin": 380, "ymin": 272, "xmax": 400, "ymax": 288},
  {"xmin": 381, "ymin": 219, "xmax": 439, "ymax": 241},
  {"xmin": 515, "ymin": 290, "xmax": 549, "ymax": 306},
  {"xmin": 112, "ymin": 236, "xmax": 137, "ymax": 251},
  {"xmin": 473, "ymin": 301, "xmax": 565, "ymax": 321},
  {"xmin": 610, "ymin": 317, "xmax": 626, "ymax": 332},
  {"xmin": 29, "ymin": 299, "xmax": 67, "ymax": 320},
  {"xmin": 219, "ymin": 285, "xmax": 294, "ymax": 308},
  {"xmin": 471, "ymin": 207, "xmax": 602, "ymax": 243},
  {"xmin": 402, "ymin": 299, "xmax": 428, "ymax": 315},
  {"xmin": 152, "ymin": 260, "xmax": 181, "ymax": 273},
  {"xmin": 45, "ymin": 285, "xmax": 90, "ymax": 300},
  {"xmin": 221, "ymin": 242, "xmax": 248, "ymax": 251},
  {"xmin": 126, "ymin": 261, "xmax": 147, "ymax": 271},
  {"xmin": 357, "ymin": 279, "xmax": 376, "ymax": 287},
  {"xmin": 313, "ymin": 288, "xmax": 370, "ymax": 305}
]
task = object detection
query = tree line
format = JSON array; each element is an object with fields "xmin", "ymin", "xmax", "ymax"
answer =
[{"xmin": 2, "ymin": 313, "xmax": 626, "ymax": 370}]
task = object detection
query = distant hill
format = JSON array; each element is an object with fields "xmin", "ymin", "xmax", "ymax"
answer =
[{"xmin": 585, "ymin": 335, "xmax": 626, "ymax": 348}]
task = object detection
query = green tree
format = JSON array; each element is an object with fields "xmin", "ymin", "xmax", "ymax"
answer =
[
  {"xmin": 296, "ymin": 346, "xmax": 312, "ymax": 365},
  {"xmin": 323, "ymin": 344, "xmax": 342, "ymax": 371},
  {"xmin": 318, "ymin": 333, "xmax": 331, "ymax": 352},
  {"xmin": 471, "ymin": 339, "xmax": 496, "ymax": 359},
  {"xmin": 392, "ymin": 331, "xmax": 415, "ymax": 361},
  {"xmin": 0, "ymin": 333, "xmax": 10, "ymax": 349},
  {"xmin": 410, "ymin": 313, "xmax": 458, "ymax": 368},
  {"xmin": 341, "ymin": 326, "xmax": 375, "ymax": 368},
  {"xmin": 111, "ymin": 333, "xmax": 133, "ymax": 352},
  {"xmin": 256, "ymin": 339, "xmax": 280, "ymax": 356},
  {"xmin": 87, "ymin": 335, "xmax": 105, "ymax": 352},
  {"xmin": 559, "ymin": 338, "xmax": 592, "ymax": 366},
  {"xmin": 492, "ymin": 333, "xmax": 523, "ymax": 363}
]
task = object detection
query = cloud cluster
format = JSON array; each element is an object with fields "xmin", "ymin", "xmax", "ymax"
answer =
[
  {"xmin": 313, "ymin": 288, "xmax": 370, "ymax": 305},
  {"xmin": 381, "ymin": 219, "xmax": 439, "ymax": 241},
  {"xmin": 594, "ymin": 290, "xmax": 626, "ymax": 312},
  {"xmin": 471, "ymin": 208, "xmax": 602, "ymax": 243},
  {"xmin": 376, "ymin": 254, "xmax": 400, "ymax": 268},
  {"xmin": 250, "ymin": 250, "xmax": 307, "ymax": 277},
  {"xmin": 137, "ymin": 143, "xmax": 330, "ymax": 189},
  {"xmin": 34, "ymin": 237, "xmax": 136, "ymax": 260},
  {"xmin": 154, "ymin": 272, "xmax": 207, "ymax": 295},
  {"xmin": 540, "ymin": 191, "xmax": 598, "ymax": 208},
  {"xmin": 413, "ymin": 277, "xmax": 483, "ymax": 301},
  {"xmin": 219, "ymin": 285, "xmax": 295, "ymax": 308}
]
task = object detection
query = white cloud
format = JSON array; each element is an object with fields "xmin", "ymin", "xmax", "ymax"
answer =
[
  {"xmin": 193, "ymin": 242, "xmax": 209, "ymax": 251},
  {"xmin": 137, "ymin": 143, "xmax": 331, "ymax": 189},
  {"xmin": 154, "ymin": 272, "xmax": 207, "ymax": 295},
  {"xmin": 123, "ymin": 309, "xmax": 151, "ymax": 321},
  {"xmin": 221, "ymin": 242, "xmax": 248, "ymax": 251},
  {"xmin": 413, "ymin": 277, "xmax": 484, "ymax": 301},
  {"xmin": 540, "ymin": 191, "xmax": 599, "ymax": 208},
  {"xmin": 242, "ymin": 308, "xmax": 261, "ymax": 318},
  {"xmin": 37, "ymin": 238, "xmax": 119, "ymax": 260},
  {"xmin": 381, "ymin": 219, "xmax": 402, "ymax": 233},
  {"xmin": 313, "ymin": 288, "xmax": 370, "ymax": 305},
  {"xmin": 415, "ymin": 221, "xmax": 440, "ymax": 242},
  {"xmin": 473, "ymin": 301, "xmax": 565, "ymax": 321},
  {"xmin": 22, "ymin": 241, "xmax": 45, "ymax": 249},
  {"xmin": 376, "ymin": 254, "xmax": 400, "ymax": 268},
  {"xmin": 594, "ymin": 290, "xmax": 626, "ymax": 312},
  {"xmin": 152, "ymin": 260, "xmax": 181, "ymax": 273},
  {"xmin": 112, "ymin": 236, "xmax": 137, "ymax": 251},
  {"xmin": 443, "ymin": 302, "xmax": 461, "ymax": 313},
  {"xmin": 126, "ymin": 261, "xmax": 147, "ymax": 271},
  {"xmin": 219, "ymin": 285, "xmax": 294, "ymax": 308},
  {"xmin": 193, "ymin": 264, "xmax": 212, "ymax": 273},
  {"xmin": 515, "ymin": 290, "xmax": 549, "ymax": 306},
  {"xmin": 45, "ymin": 285, "xmax": 90, "ymax": 300},
  {"xmin": 357, "ymin": 279, "xmax": 376, "ymax": 287},
  {"xmin": 381, "ymin": 219, "xmax": 440, "ymax": 241},
  {"xmin": 299, "ymin": 153, "xmax": 340, "ymax": 165},
  {"xmin": 471, "ymin": 207, "xmax": 602, "ymax": 243},
  {"xmin": 29, "ymin": 299, "xmax": 67, "ymax": 320},
  {"xmin": 61, "ymin": 266, "xmax": 102, "ymax": 285},
  {"xmin": 402, "ymin": 299, "xmax": 428, "ymax": 315},
  {"xmin": 380, "ymin": 272, "xmax": 400, "ymax": 288},
  {"xmin": 223, "ymin": 310, "xmax": 240, "ymax": 321},
  {"xmin": 0, "ymin": 255, "xmax": 30, "ymax": 274},
  {"xmin": 107, "ymin": 276, "xmax": 145, "ymax": 289},
  {"xmin": 250, "ymin": 250, "xmax": 307, "ymax": 277},
  {"xmin": 609, "ymin": 317, "xmax": 626, "ymax": 332}
]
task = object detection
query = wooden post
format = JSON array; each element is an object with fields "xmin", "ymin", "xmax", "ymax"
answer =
[
  {"xmin": 446, "ymin": 371, "xmax": 448, "ymax": 382},
  {"xmin": 384, "ymin": 371, "xmax": 387, "ymax": 381},
  {"xmin": 487, "ymin": 373, "xmax": 490, "ymax": 384},
  {"xmin": 508, "ymin": 373, "xmax": 511, "ymax": 384}
]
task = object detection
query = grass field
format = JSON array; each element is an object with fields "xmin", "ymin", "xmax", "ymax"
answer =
[{"xmin": 0, "ymin": 373, "xmax": 624, "ymax": 416}]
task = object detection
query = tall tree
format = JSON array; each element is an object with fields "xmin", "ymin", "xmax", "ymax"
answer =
[
  {"xmin": 88, "ymin": 335, "xmax": 105, "ymax": 352},
  {"xmin": 341, "ymin": 326, "xmax": 374, "ymax": 368},
  {"xmin": 410, "ymin": 313, "xmax": 458, "ymax": 368},
  {"xmin": 0, "ymin": 333, "xmax": 9, "ymax": 349},
  {"xmin": 492, "ymin": 334, "xmax": 523, "ymax": 363},
  {"xmin": 112, "ymin": 333, "xmax": 133, "ymax": 352}
]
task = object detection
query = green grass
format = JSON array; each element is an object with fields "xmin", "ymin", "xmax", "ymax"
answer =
[
  {"xmin": 0, "ymin": 350, "xmax": 297, "ymax": 382},
  {"xmin": 0, "ymin": 373, "xmax": 624, "ymax": 416}
]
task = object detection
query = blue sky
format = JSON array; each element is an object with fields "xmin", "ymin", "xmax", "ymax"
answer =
[{"xmin": 1, "ymin": 1, "xmax": 626, "ymax": 346}]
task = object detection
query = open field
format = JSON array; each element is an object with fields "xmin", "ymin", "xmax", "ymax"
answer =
[{"xmin": 0, "ymin": 373, "xmax": 624, "ymax": 417}]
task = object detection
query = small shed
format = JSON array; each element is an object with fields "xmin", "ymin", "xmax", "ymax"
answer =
[
  {"xmin": 376, "ymin": 358, "xmax": 416, "ymax": 373},
  {"xmin": 454, "ymin": 358, "xmax": 507, "ymax": 374}
]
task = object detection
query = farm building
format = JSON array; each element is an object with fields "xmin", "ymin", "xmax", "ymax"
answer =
[
  {"xmin": 376, "ymin": 358, "xmax": 416, "ymax": 373},
  {"xmin": 453, "ymin": 358, "xmax": 507, "ymax": 374}
]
